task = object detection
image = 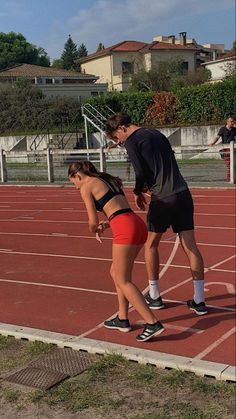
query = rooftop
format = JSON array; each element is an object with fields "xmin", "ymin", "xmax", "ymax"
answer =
[{"xmin": 0, "ymin": 63, "xmax": 98, "ymax": 80}]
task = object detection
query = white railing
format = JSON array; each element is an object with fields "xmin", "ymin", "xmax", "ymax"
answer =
[{"xmin": 0, "ymin": 144, "xmax": 236, "ymax": 184}]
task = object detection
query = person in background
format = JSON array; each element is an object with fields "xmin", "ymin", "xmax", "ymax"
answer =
[
  {"xmin": 105, "ymin": 112, "xmax": 207, "ymax": 316},
  {"xmin": 68, "ymin": 160, "xmax": 164, "ymax": 342},
  {"xmin": 210, "ymin": 116, "xmax": 236, "ymax": 181}
]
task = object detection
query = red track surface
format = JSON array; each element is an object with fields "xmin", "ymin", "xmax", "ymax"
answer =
[{"xmin": 0, "ymin": 186, "xmax": 235, "ymax": 366}]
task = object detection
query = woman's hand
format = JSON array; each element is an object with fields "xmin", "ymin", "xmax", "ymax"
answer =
[{"xmin": 95, "ymin": 221, "xmax": 110, "ymax": 243}]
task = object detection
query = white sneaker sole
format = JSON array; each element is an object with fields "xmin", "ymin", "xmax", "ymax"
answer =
[
  {"xmin": 104, "ymin": 325, "xmax": 131, "ymax": 332},
  {"xmin": 189, "ymin": 307, "xmax": 208, "ymax": 316},
  {"xmin": 136, "ymin": 326, "xmax": 165, "ymax": 342}
]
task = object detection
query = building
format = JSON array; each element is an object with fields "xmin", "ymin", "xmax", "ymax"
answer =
[
  {"xmin": 0, "ymin": 63, "xmax": 108, "ymax": 101},
  {"xmin": 79, "ymin": 32, "xmax": 226, "ymax": 91},
  {"xmin": 201, "ymin": 51, "xmax": 236, "ymax": 82}
]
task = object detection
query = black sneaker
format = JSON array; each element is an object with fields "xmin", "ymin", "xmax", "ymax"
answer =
[
  {"xmin": 187, "ymin": 299, "xmax": 208, "ymax": 315},
  {"xmin": 136, "ymin": 321, "xmax": 164, "ymax": 342},
  {"xmin": 104, "ymin": 315, "xmax": 131, "ymax": 332},
  {"xmin": 145, "ymin": 293, "xmax": 165, "ymax": 309}
]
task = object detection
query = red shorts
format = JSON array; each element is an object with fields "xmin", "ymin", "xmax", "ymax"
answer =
[{"xmin": 109, "ymin": 211, "xmax": 148, "ymax": 245}]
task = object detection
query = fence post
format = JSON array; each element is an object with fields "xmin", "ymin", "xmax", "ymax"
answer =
[
  {"xmin": 229, "ymin": 141, "xmax": 236, "ymax": 184},
  {"xmin": 0, "ymin": 149, "xmax": 7, "ymax": 182},
  {"xmin": 99, "ymin": 147, "xmax": 106, "ymax": 172},
  {"xmin": 47, "ymin": 148, "xmax": 54, "ymax": 183}
]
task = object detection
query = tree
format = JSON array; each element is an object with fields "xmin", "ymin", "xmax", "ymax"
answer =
[
  {"xmin": 96, "ymin": 43, "xmax": 105, "ymax": 52},
  {"xmin": 35, "ymin": 47, "xmax": 50, "ymax": 67},
  {"xmin": 0, "ymin": 32, "xmax": 50, "ymax": 69},
  {"xmin": 130, "ymin": 58, "xmax": 184, "ymax": 92},
  {"xmin": 232, "ymin": 40, "xmax": 236, "ymax": 51},
  {"xmin": 51, "ymin": 58, "xmax": 64, "ymax": 69},
  {"xmin": 61, "ymin": 35, "xmax": 78, "ymax": 70},
  {"xmin": 77, "ymin": 43, "xmax": 88, "ymax": 58}
]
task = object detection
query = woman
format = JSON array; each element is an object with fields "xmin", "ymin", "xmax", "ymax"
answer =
[{"xmin": 68, "ymin": 161, "xmax": 164, "ymax": 342}]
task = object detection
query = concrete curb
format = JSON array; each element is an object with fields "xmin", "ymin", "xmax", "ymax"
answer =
[{"xmin": 0, "ymin": 323, "xmax": 235, "ymax": 382}]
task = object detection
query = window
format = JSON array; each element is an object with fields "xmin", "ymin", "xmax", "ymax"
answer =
[
  {"xmin": 122, "ymin": 62, "xmax": 134, "ymax": 74},
  {"xmin": 91, "ymin": 91, "xmax": 99, "ymax": 96},
  {"xmin": 45, "ymin": 78, "xmax": 53, "ymax": 84},
  {"xmin": 181, "ymin": 62, "xmax": 189, "ymax": 73}
]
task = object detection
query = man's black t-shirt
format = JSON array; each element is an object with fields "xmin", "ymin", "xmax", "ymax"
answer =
[
  {"xmin": 124, "ymin": 128, "xmax": 188, "ymax": 200},
  {"xmin": 218, "ymin": 126, "xmax": 236, "ymax": 144}
]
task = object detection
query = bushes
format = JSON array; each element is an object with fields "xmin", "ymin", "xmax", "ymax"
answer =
[
  {"xmin": 87, "ymin": 91, "xmax": 154, "ymax": 124},
  {"xmin": 86, "ymin": 76, "xmax": 235, "ymax": 127},
  {"xmin": 175, "ymin": 75, "xmax": 236, "ymax": 124},
  {"xmin": 145, "ymin": 92, "xmax": 177, "ymax": 125},
  {"xmin": 0, "ymin": 83, "xmax": 81, "ymax": 134}
]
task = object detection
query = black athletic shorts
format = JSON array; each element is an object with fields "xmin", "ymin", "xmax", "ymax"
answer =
[{"xmin": 147, "ymin": 189, "xmax": 194, "ymax": 233}]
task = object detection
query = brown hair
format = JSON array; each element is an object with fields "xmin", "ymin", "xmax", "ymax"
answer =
[
  {"xmin": 68, "ymin": 160, "xmax": 123, "ymax": 188},
  {"xmin": 105, "ymin": 112, "xmax": 132, "ymax": 138}
]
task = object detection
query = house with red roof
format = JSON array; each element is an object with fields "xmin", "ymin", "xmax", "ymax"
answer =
[{"xmin": 78, "ymin": 32, "xmax": 225, "ymax": 91}]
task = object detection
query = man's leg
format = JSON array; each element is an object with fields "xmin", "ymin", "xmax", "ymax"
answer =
[
  {"xmin": 179, "ymin": 230, "xmax": 207, "ymax": 315},
  {"xmin": 144, "ymin": 232, "xmax": 164, "ymax": 309}
]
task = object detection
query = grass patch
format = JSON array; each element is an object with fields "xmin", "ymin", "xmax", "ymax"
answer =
[{"xmin": 0, "ymin": 341, "xmax": 235, "ymax": 418}]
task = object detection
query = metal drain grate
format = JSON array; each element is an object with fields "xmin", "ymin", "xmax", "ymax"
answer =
[
  {"xmin": 3, "ymin": 348, "xmax": 99, "ymax": 390},
  {"xmin": 4, "ymin": 367, "xmax": 68, "ymax": 390},
  {"xmin": 29, "ymin": 348, "xmax": 98, "ymax": 377}
]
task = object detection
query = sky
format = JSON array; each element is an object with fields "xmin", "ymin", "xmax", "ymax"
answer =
[{"xmin": 0, "ymin": 0, "xmax": 235, "ymax": 62}]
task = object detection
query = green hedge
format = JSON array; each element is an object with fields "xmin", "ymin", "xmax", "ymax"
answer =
[
  {"xmin": 86, "ymin": 76, "xmax": 235, "ymax": 126},
  {"xmin": 87, "ymin": 92, "xmax": 154, "ymax": 124},
  {"xmin": 175, "ymin": 75, "xmax": 236, "ymax": 123}
]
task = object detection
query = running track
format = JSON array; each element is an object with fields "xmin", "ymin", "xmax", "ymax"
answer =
[{"xmin": 0, "ymin": 185, "xmax": 235, "ymax": 370}]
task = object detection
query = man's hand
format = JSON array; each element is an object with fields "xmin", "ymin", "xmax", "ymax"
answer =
[{"xmin": 134, "ymin": 193, "xmax": 147, "ymax": 210}]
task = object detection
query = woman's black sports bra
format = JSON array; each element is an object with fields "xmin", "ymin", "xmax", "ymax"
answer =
[{"xmin": 93, "ymin": 178, "xmax": 125, "ymax": 212}]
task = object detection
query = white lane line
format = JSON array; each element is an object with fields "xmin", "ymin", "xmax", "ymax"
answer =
[
  {"xmin": 0, "ymin": 249, "xmax": 235, "ymax": 274},
  {"xmin": 160, "ymin": 254, "xmax": 236, "ymax": 297},
  {"xmin": 0, "ymin": 209, "xmax": 235, "ymax": 217},
  {"xmin": 0, "ymin": 218, "xmax": 235, "ymax": 230},
  {"xmin": 0, "ymin": 278, "xmax": 116, "ymax": 296},
  {"xmin": 78, "ymin": 234, "xmax": 180, "ymax": 338},
  {"xmin": 0, "ymin": 249, "xmax": 12, "ymax": 252},
  {"xmin": 51, "ymin": 233, "xmax": 69, "ymax": 237},
  {"xmin": 163, "ymin": 298, "xmax": 235, "ymax": 312},
  {"xmin": 0, "ymin": 231, "xmax": 234, "ymax": 249},
  {"xmin": 135, "ymin": 319, "xmax": 203, "ymax": 334},
  {"xmin": 195, "ymin": 327, "xmax": 236, "ymax": 360}
]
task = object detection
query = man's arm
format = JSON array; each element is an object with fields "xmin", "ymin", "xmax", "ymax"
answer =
[
  {"xmin": 125, "ymin": 140, "xmax": 148, "ymax": 210},
  {"xmin": 209, "ymin": 134, "xmax": 220, "ymax": 146},
  {"xmin": 210, "ymin": 127, "xmax": 223, "ymax": 146},
  {"xmin": 125, "ymin": 141, "xmax": 146, "ymax": 195}
]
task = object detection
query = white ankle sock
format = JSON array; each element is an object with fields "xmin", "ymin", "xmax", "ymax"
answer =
[
  {"xmin": 149, "ymin": 280, "xmax": 160, "ymax": 300},
  {"xmin": 193, "ymin": 280, "xmax": 205, "ymax": 304}
]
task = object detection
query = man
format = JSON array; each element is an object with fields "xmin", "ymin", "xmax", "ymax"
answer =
[
  {"xmin": 210, "ymin": 116, "xmax": 236, "ymax": 181},
  {"xmin": 105, "ymin": 112, "xmax": 207, "ymax": 315}
]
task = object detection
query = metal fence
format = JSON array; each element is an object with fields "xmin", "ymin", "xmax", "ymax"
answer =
[{"xmin": 0, "ymin": 143, "xmax": 236, "ymax": 186}]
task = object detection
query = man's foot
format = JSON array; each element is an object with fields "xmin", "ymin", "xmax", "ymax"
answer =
[
  {"xmin": 145, "ymin": 293, "xmax": 165, "ymax": 309},
  {"xmin": 104, "ymin": 315, "xmax": 131, "ymax": 332},
  {"xmin": 136, "ymin": 321, "xmax": 164, "ymax": 342},
  {"xmin": 187, "ymin": 299, "xmax": 208, "ymax": 315}
]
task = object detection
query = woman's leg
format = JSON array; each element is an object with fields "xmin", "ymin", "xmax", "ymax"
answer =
[
  {"xmin": 110, "ymin": 263, "xmax": 129, "ymax": 319},
  {"xmin": 112, "ymin": 244, "xmax": 158, "ymax": 324}
]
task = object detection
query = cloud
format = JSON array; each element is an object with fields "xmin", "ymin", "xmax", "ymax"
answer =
[
  {"xmin": 68, "ymin": 0, "xmax": 233, "ymax": 50},
  {"xmin": 45, "ymin": 0, "xmax": 233, "ymax": 58},
  {"xmin": 0, "ymin": 1, "xmax": 32, "ymax": 18}
]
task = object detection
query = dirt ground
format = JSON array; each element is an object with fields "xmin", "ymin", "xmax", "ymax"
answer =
[{"xmin": 0, "ymin": 336, "xmax": 235, "ymax": 419}]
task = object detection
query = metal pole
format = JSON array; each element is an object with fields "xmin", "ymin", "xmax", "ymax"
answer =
[
  {"xmin": 0, "ymin": 149, "xmax": 7, "ymax": 182},
  {"xmin": 99, "ymin": 148, "xmax": 106, "ymax": 172},
  {"xmin": 47, "ymin": 148, "xmax": 54, "ymax": 183},
  {"xmin": 84, "ymin": 117, "xmax": 89, "ymax": 160},
  {"xmin": 229, "ymin": 141, "xmax": 236, "ymax": 184}
]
